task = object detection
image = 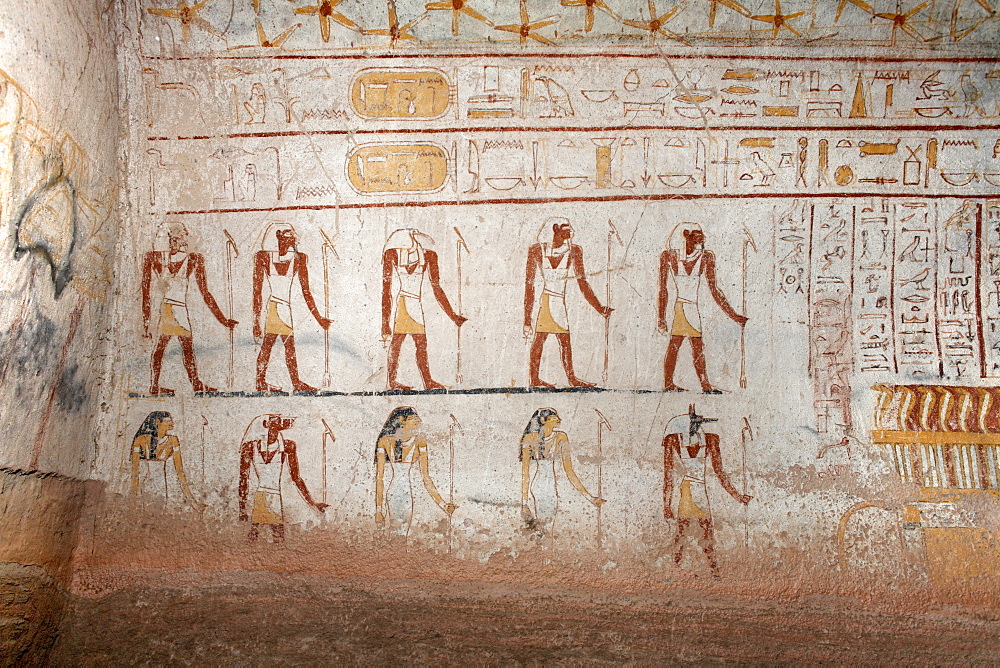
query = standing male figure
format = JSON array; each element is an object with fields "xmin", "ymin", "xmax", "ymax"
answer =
[
  {"xmin": 238, "ymin": 414, "xmax": 328, "ymax": 544},
  {"xmin": 253, "ymin": 222, "xmax": 331, "ymax": 393},
  {"xmin": 141, "ymin": 221, "xmax": 237, "ymax": 395},
  {"xmin": 658, "ymin": 222, "xmax": 748, "ymax": 393},
  {"xmin": 524, "ymin": 217, "xmax": 612, "ymax": 388},
  {"xmin": 381, "ymin": 228, "xmax": 467, "ymax": 390},
  {"xmin": 662, "ymin": 405, "xmax": 751, "ymax": 578}
]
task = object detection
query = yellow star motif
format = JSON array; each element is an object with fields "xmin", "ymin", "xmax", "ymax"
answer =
[
  {"xmin": 750, "ymin": 0, "xmax": 805, "ymax": 38},
  {"xmin": 425, "ymin": 0, "xmax": 493, "ymax": 37},
  {"xmin": 835, "ymin": 0, "xmax": 873, "ymax": 22},
  {"xmin": 362, "ymin": 0, "xmax": 422, "ymax": 47},
  {"xmin": 147, "ymin": 0, "xmax": 223, "ymax": 42},
  {"xmin": 560, "ymin": 0, "xmax": 619, "ymax": 33},
  {"xmin": 495, "ymin": 0, "xmax": 560, "ymax": 46},
  {"xmin": 623, "ymin": 0, "xmax": 685, "ymax": 44},
  {"xmin": 295, "ymin": 0, "xmax": 358, "ymax": 43},
  {"xmin": 701, "ymin": 0, "xmax": 750, "ymax": 28},
  {"xmin": 874, "ymin": 2, "xmax": 930, "ymax": 45}
]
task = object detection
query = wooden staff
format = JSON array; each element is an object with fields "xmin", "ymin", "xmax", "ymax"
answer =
[
  {"xmin": 594, "ymin": 408, "xmax": 611, "ymax": 551},
  {"xmin": 200, "ymin": 414, "xmax": 208, "ymax": 485},
  {"xmin": 320, "ymin": 229, "xmax": 338, "ymax": 388},
  {"xmin": 321, "ymin": 418, "xmax": 335, "ymax": 509},
  {"xmin": 224, "ymin": 230, "xmax": 239, "ymax": 389},
  {"xmin": 740, "ymin": 224, "xmax": 758, "ymax": 389},
  {"xmin": 454, "ymin": 227, "xmax": 470, "ymax": 384},
  {"xmin": 448, "ymin": 413, "xmax": 463, "ymax": 553},
  {"xmin": 604, "ymin": 220, "xmax": 622, "ymax": 384},
  {"xmin": 741, "ymin": 416, "xmax": 754, "ymax": 549}
]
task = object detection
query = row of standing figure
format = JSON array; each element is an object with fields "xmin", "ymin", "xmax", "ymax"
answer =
[
  {"xmin": 141, "ymin": 217, "xmax": 748, "ymax": 394},
  {"xmin": 130, "ymin": 404, "xmax": 751, "ymax": 575}
]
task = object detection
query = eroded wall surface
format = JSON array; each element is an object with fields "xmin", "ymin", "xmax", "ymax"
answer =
[{"xmin": 84, "ymin": 0, "xmax": 1000, "ymax": 604}]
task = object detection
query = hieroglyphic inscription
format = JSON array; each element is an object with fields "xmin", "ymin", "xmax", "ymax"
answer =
[
  {"xmin": 894, "ymin": 201, "xmax": 940, "ymax": 378},
  {"xmin": 937, "ymin": 201, "xmax": 981, "ymax": 379},
  {"xmin": 853, "ymin": 200, "xmax": 895, "ymax": 374},
  {"xmin": 980, "ymin": 202, "xmax": 1000, "ymax": 378}
]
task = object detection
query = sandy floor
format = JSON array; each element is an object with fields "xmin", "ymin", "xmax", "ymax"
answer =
[{"xmin": 51, "ymin": 570, "xmax": 1000, "ymax": 664}]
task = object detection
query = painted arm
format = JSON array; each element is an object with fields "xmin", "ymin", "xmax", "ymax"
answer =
[
  {"xmin": 520, "ymin": 436, "xmax": 534, "ymax": 512},
  {"xmin": 381, "ymin": 249, "xmax": 395, "ymax": 340},
  {"xmin": 571, "ymin": 246, "xmax": 612, "ymax": 317},
  {"xmin": 706, "ymin": 433, "xmax": 751, "ymax": 504},
  {"xmin": 426, "ymin": 250, "xmax": 466, "ymax": 327},
  {"xmin": 417, "ymin": 438, "xmax": 457, "ymax": 515},
  {"xmin": 140, "ymin": 252, "xmax": 158, "ymax": 335},
  {"xmin": 130, "ymin": 435, "xmax": 149, "ymax": 496},
  {"xmin": 284, "ymin": 439, "xmax": 328, "ymax": 511},
  {"xmin": 523, "ymin": 244, "xmax": 541, "ymax": 334},
  {"xmin": 557, "ymin": 433, "xmax": 603, "ymax": 506},
  {"xmin": 704, "ymin": 251, "xmax": 748, "ymax": 326},
  {"xmin": 252, "ymin": 250, "xmax": 268, "ymax": 340},
  {"xmin": 662, "ymin": 433, "xmax": 678, "ymax": 519},
  {"xmin": 375, "ymin": 443, "xmax": 387, "ymax": 525},
  {"xmin": 657, "ymin": 250, "xmax": 672, "ymax": 332},
  {"xmin": 295, "ymin": 253, "xmax": 331, "ymax": 329},
  {"xmin": 238, "ymin": 439, "xmax": 255, "ymax": 521},
  {"xmin": 192, "ymin": 253, "xmax": 237, "ymax": 328}
]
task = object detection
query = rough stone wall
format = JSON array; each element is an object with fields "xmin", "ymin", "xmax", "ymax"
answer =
[
  {"xmin": 0, "ymin": 0, "xmax": 121, "ymax": 660},
  {"xmin": 71, "ymin": 0, "xmax": 1000, "ymax": 615}
]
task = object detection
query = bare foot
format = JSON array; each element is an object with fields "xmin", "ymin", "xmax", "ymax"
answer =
[
  {"xmin": 702, "ymin": 386, "xmax": 724, "ymax": 395},
  {"xmin": 663, "ymin": 383, "xmax": 687, "ymax": 392},
  {"xmin": 150, "ymin": 386, "xmax": 175, "ymax": 396},
  {"xmin": 292, "ymin": 382, "xmax": 319, "ymax": 392},
  {"xmin": 569, "ymin": 377, "xmax": 596, "ymax": 388},
  {"xmin": 424, "ymin": 380, "xmax": 446, "ymax": 390},
  {"xmin": 389, "ymin": 382, "xmax": 413, "ymax": 391},
  {"xmin": 256, "ymin": 382, "xmax": 284, "ymax": 393},
  {"xmin": 530, "ymin": 379, "xmax": 555, "ymax": 388},
  {"xmin": 192, "ymin": 382, "xmax": 217, "ymax": 393}
]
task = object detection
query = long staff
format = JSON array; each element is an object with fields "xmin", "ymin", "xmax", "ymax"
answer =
[
  {"xmin": 741, "ymin": 416, "xmax": 754, "ymax": 549},
  {"xmin": 320, "ymin": 229, "xmax": 338, "ymax": 388},
  {"xmin": 448, "ymin": 414, "xmax": 463, "ymax": 554},
  {"xmin": 321, "ymin": 418, "xmax": 335, "ymax": 509},
  {"xmin": 595, "ymin": 408, "xmax": 611, "ymax": 551},
  {"xmin": 740, "ymin": 224, "xmax": 758, "ymax": 390},
  {"xmin": 454, "ymin": 227, "xmax": 470, "ymax": 384},
  {"xmin": 604, "ymin": 221, "xmax": 623, "ymax": 384},
  {"xmin": 224, "ymin": 230, "xmax": 239, "ymax": 389}
]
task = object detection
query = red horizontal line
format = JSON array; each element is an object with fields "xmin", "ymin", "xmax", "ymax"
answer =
[
  {"xmin": 141, "ymin": 51, "xmax": 1000, "ymax": 65},
  {"xmin": 166, "ymin": 191, "xmax": 993, "ymax": 215},
  {"xmin": 148, "ymin": 123, "xmax": 1000, "ymax": 142}
]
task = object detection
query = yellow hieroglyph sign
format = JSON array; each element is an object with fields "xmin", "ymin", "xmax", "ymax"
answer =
[
  {"xmin": 346, "ymin": 143, "xmax": 449, "ymax": 194},
  {"xmin": 350, "ymin": 69, "xmax": 452, "ymax": 119}
]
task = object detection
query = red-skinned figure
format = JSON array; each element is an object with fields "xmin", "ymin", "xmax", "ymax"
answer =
[
  {"xmin": 252, "ymin": 223, "xmax": 331, "ymax": 393},
  {"xmin": 524, "ymin": 217, "xmax": 612, "ymax": 387},
  {"xmin": 657, "ymin": 223, "xmax": 748, "ymax": 393},
  {"xmin": 381, "ymin": 229, "xmax": 467, "ymax": 390},
  {"xmin": 662, "ymin": 405, "xmax": 751, "ymax": 577},
  {"xmin": 141, "ymin": 222, "xmax": 237, "ymax": 395},
  {"xmin": 238, "ymin": 414, "xmax": 328, "ymax": 543}
]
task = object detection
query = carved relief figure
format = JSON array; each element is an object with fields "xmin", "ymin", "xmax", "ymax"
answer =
[
  {"xmin": 520, "ymin": 407, "xmax": 604, "ymax": 534},
  {"xmin": 524, "ymin": 217, "xmax": 613, "ymax": 388},
  {"xmin": 662, "ymin": 405, "xmax": 751, "ymax": 577},
  {"xmin": 253, "ymin": 222, "xmax": 332, "ymax": 393},
  {"xmin": 374, "ymin": 406, "xmax": 457, "ymax": 532},
  {"xmin": 238, "ymin": 414, "xmax": 328, "ymax": 543},
  {"xmin": 658, "ymin": 223, "xmax": 748, "ymax": 393},
  {"xmin": 381, "ymin": 229, "xmax": 467, "ymax": 390},
  {"xmin": 130, "ymin": 411, "xmax": 202, "ymax": 508},
  {"xmin": 142, "ymin": 222, "xmax": 238, "ymax": 395}
]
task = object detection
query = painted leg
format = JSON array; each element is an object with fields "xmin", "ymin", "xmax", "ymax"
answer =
[
  {"xmin": 414, "ymin": 334, "xmax": 445, "ymax": 390},
  {"xmin": 691, "ymin": 337, "xmax": 721, "ymax": 394},
  {"xmin": 248, "ymin": 524, "xmax": 260, "ymax": 542},
  {"xmin": 698, "ymin": 518, "xmax": 720, "ymax": 577},
  {"xmin": 672, "ymin": 518, "xmax": 690, "ymax": 566},
  {"xmin": 282, "ymin": 335, "xmax": 318, "ymax": 392},
  {"xmin": 387, "ymin": 334, "xmax": 411, "ymax": 391},
  {"xmin": 529, "ymin": 333, "xmax": 553, "ymax": 387},
  {"xmin": 558, "ymin": 333, "xmax": 595, "ymax": 387},
  {"xmin": 180, "ymin": 336, "xmax": 216, "ymax": 392},
  {"xmin": 272, "ymin": 523, "xmax": 285, "ymax": 544},
  {"xmin": 663, "ymin": 335, "xmax": 686, "ymax": 391},
  {"xmin": 150, "ymin": 335, "xmax": 174, "ymax": 395},
  {"xmin": 256, "ymin": 333, "xmax": 282, "ymax": 392}
]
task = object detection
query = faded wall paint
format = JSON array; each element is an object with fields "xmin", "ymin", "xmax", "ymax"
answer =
[{"xmin": 69, "ymin": 0, "xmax": 1000, "ymax": 606}]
